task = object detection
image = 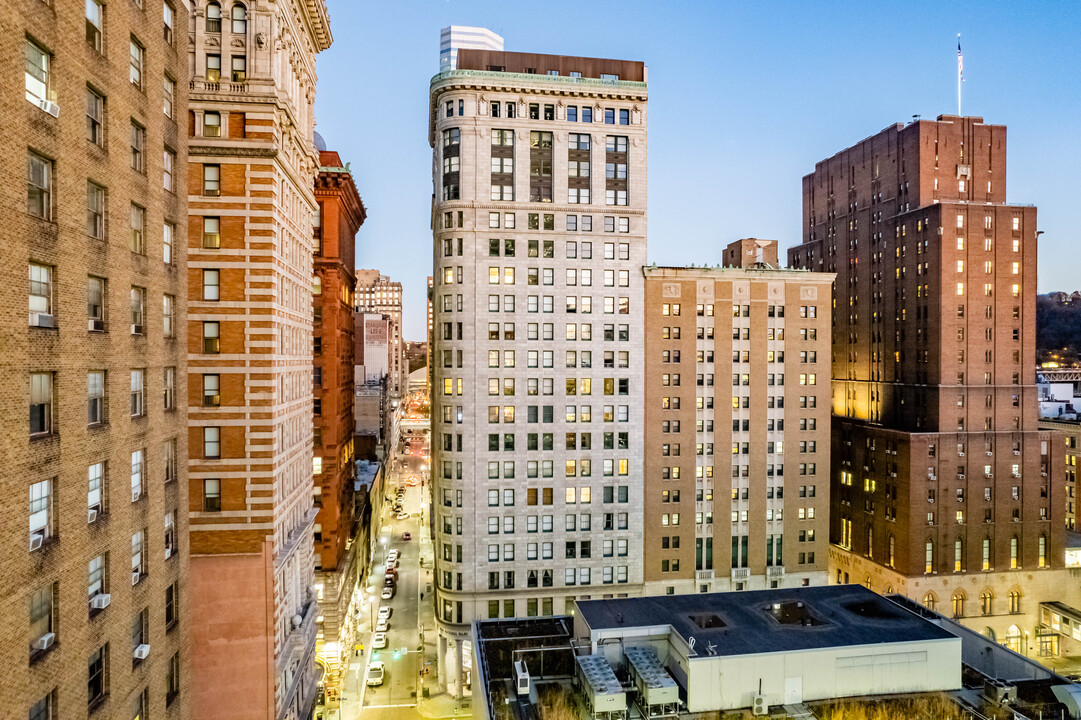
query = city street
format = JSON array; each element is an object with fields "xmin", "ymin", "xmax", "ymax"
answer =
[{"xmin": 339, "ymin": 427, "xmax": 436, "ymax": 720}]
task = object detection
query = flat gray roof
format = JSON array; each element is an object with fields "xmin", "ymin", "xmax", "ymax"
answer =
[{"xmin": 576, "ymin": 584, "xmax": 956, "ymax": 658}]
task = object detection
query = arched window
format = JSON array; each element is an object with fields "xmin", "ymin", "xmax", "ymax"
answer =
[
  {"xmin": 1004, "ymin": 624, "xmax": 1022, "ymax": 653},
  {"xmin": 231, "ymin": 4, "xmax": 247, "ymax": 34},
  {"xmin": 206, "ymin": 3, "xmax": 221, "ymax": 32},
  {"xmin": 980, "ymin": 589, "xmax": 993, "ymax": 616},
  {"xmin": 951, "ymin": 590, "xmax": 966, "ymax": 618},
  {"xmin": 984, "ymin": 627, "xmax": 996, "ymax": 642},
  {"xmin": 885, "ymin": 584, "xmax": 894, "ymax": 594},
  {"xmin": 864, "ymin": 575, "xmax": 872, "ymax": 590},
  {"xmin": 1009, "ymin": 588, "xmax": 1022, "ymax": 614},
  {"xmin": 923, "ymin": 592, "xmax": 937, "ymax": 611}
]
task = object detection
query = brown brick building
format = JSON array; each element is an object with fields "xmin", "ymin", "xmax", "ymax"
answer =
[
  {"xmin": 0, "ymin": 0, "xmax": 189, "ymax": 717},
  {"xmin": 184, "ymin": 1, "xmax": 331, "ymax": 718},
  {"xmin": 642, "ymin": 244, "xmax": 834, "ymax": 595},
  {"xmin": 312, "ymin": 145, "xmax": 365, "ymax": 699},
  {"xmin": 789, "ymin": 116, "xmax": 1080, "ymax": 651}
]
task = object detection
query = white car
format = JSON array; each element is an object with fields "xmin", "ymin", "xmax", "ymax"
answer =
[
  {"xmin": 367, "ymin": 661, "xmax": 385, "ymax": 686},
  {"xmin": 381, "ymin": 586, "xmax": 394, "ymax": 600},
  {"xmin": 377, "ymin": 607, "xmax": 392, "ymax": 621},
  {"xmin": 396, "ymin": 512, "xmax": 409, "ymax": 520},
  {"xmin": 387, "ymin": 549, "xmax": 399, "ymax": 562},
  {"xmin": 371, "ymin": 632, "xmax": 387, "ymax": 649},
  {"xmin": 376, "ymin": 618, "xmax": 390, "ymax": 632}
]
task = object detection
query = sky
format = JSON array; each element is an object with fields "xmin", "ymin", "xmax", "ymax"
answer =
[{"xmin": 314, "ymin": 0, "xmax": 1081, "ymax": 341}]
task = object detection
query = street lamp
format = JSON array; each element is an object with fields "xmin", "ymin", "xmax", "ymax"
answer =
[{"xmin": 368, "ymin": 595, "xmax": 376, "ymax": 628}]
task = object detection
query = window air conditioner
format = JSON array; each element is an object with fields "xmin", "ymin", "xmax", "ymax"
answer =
[
  {"xmin": 133, "ymin": 644, "xmax": 150, "ymax": 660},
  {"xmin": 131, "ymin": 324, "xmax": 144, "ymax": 334},
  {"xmin": 88, "ymin": 508, "xmax": 98, "ymax": 523},
  {"xmin": 132, "ymin": 488, "xmax": 141, "ymax": 502},
  {"xmin": 30, "ymin": 533, "xmax": 44, "ymax": 551},
  {"xmin": 89, "ymin": 318, "xmax": 105, "ymax": 331},
  {"xmin": 132, "ymin": 571, "xmax": 141, "ymax": 586},
  {"xmin": 34, "ymin": 633, "xmax": 55, "ymax": 651},
  {"xmin": 90, "ymin": 594, "xmax": 111, "ymax": 610},
  {"xmin": 38, "ymin": 100, "xmax": 60, "ymax": 117},
  {"xmin": 30, "ymin": 312, "xmax": 55, "ymax": 328}
]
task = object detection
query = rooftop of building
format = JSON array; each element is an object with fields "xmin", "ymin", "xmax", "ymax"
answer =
[
  {"xmin": 642, "ymin": 263, "xmax": 835, "ymax": 281},
  {"xmin": 454, "ymin": 49, "xmax": 645, "ymax": 82},
  {"xmin": 576, "ymin": 584, "xmax": 956, "ymax": 658}
]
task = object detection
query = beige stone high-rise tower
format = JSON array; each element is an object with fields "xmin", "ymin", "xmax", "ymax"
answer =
[
  {"xmin": 184, "ymin": 1, "xmax": 331, "ymax": 718},
  {"xmin": 429, "ymin": 48, "xmax": 648, "ymax": 696},
  {"xmin": 0, "ymin": 0, "xmax": 190, "ymax": 717}
]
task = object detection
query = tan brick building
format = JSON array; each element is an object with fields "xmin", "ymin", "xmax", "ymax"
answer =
[
  {"xmin": 0, "ymin": 0, "xmax": 190, "ymax": 717},
  {"xmin": 789, "ymin": 116, "xmax": 1081, "ymax": 655},
  {"xmin": 184, "ymin": 1, "xmax": 331, "ymax": 718},
  {"xmin": 642, "ymin": 244, "xmax": 834, "ymax": 595},
  {"xmin": 355, "ymin": 270, "xmax": 407, "ymax": 399},
  {"xmin": 312, "ymin": 145, "xmax": 365, "ymax": 700}
]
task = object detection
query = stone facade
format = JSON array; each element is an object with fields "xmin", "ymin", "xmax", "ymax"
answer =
[
  {"xmin": 641, "ymin": 258, "xmax": 835, "ymax": 596},
  {"xmin": 355, "ymin": 270, "xmax": 406, "ymax": 399},
  {"xmin": 429, "ymin": 50, "xmax": 648, "ymax": 696},
  {"xmin": 0, "ymin": 0, "xmax": 190, "ymax": 717},
  {"xmin": 184, "ymin": 1, "xmax": 331, "ymax": 719}
]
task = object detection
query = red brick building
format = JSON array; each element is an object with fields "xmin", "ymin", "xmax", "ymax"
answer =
[
  {"xmin": 312, "ymin": 146, "xmax": 364, "ymax": 696},
  {"xmin": 789, "ymin": 116, "xmax": 1076, "ymax": 650}
]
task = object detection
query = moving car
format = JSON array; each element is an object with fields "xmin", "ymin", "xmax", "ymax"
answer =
[
  {"xmin": 401, "ymin": 531, "xmax": 412, "ymax": 541},
  {"xmin": 367, "ymin": 661, "xmax": 385, "ymax": 686},
  {"xmin": 371, "ymin": 632, "xmax": 387, "ymax": 649},
  {"xmin": 375, "ymin": 617, "xmax": 390, "ymax": 632},
  {"xmin": 381, "ymin": 586, "xmax": 395, "ymax": 600}
]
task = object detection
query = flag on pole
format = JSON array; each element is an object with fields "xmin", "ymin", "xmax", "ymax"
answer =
[{"xmin": 957, "ymin": 35, "xmax": 964, "ymax": 82}]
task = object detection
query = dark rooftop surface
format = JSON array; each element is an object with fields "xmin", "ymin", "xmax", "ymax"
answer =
[{"xmin": 576, "ymin": 584, "xmax": 956, "ymax": 658}]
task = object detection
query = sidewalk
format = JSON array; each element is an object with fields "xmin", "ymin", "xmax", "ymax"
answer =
[{"xmin": 416, "ymin": 691, "xmax": 472, "ymax": 719}]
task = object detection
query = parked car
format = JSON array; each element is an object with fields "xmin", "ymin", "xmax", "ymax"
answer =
[
  {"xmin": 381, "ymin": 586, "xmax": 395, "ymax": 600},
  {"xmin": 371, "ymin": 632, "xmax": 387, "ymax": 649},
  {"xmin": 375, "ymin": 617, "xmax": 389, "ymax": 632},
  {"xmin": 367, "ymin": 661, "xmax": 385, "ymax": 686},
  {"xmin": 383, "ymin": 576, "xmax": 395, "ymax": 587},
  {"xmin": 387, "ymin": 549, "xmax": 399, "ymax": 562},
  {"xmin": 377, "ymin": 607, "xmax": 392, "ymax": 620}
]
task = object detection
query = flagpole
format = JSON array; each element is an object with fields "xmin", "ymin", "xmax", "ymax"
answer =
[{"xmin": 957, "ymin": 34, "xmax": 962, "ymax": 116}]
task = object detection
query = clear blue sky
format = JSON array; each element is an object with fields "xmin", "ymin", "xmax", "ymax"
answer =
[{"xmin": 314, "ymin": 0, "xmax": 1081, "ymax": 341}]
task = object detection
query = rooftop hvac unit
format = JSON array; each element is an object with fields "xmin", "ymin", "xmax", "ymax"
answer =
[
  {"xmin": 514, "ymin": 660, "xmax": 530, "ymax": 696},
  {"xmin": 34, "ymin": 633, "xmax": 55, "ymax": 651},
  {"xmin": 133, "ymin": 644, "xmax": 150, "ymax": 660},
  {"xmin": 90, "ymin": 594, "xmax": 111, "ymax": 610},
  {"xmin": 752, "ymin": 695, "xmax": 768, "ymax": 716}
]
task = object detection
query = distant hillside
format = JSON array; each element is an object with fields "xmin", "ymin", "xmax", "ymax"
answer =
[{"xmin": 1037, "ymin": 292, "xmax": 1081, "ymax": 365}]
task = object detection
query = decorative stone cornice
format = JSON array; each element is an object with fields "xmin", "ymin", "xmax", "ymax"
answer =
[{"xmin": 188, "ymin": 145, "xmax": 278, "ymax": 158}]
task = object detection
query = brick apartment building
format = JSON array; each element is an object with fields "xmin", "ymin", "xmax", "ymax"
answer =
[
  {"xmin": 0, "ymin": 0, "xmax": 190, "ymax": 717},
  {"xmin": 789, "ymin": 115, "xmax": 1080, "ymax": 651},
  {"xmin": 184, "ymin": 1, "xmax": 331, "ymax": 718},
  {"xmin": 642, "ymin": 240, "xmax": 834, "ymax": 595},
  {"xmin": 355, "ymin": 270, "xmax": 407, "ymax": 400},
  {"xmin": 312, "ymin": 143, "xmax": 365, "ymax": 699},
  {"xmin": 429, "ymin": 47, "xmax": 649, "ymax": 695}
]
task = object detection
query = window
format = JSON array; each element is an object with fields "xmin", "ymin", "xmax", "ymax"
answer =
[
  {"xmin": 203, "ymin": 374, "xmax": 221, "ymax": 407},
  {"xmin": 206, "ymin": 2, "xmax": 222, "ymax": 32},
  {"xmin": 87, "ymin": 182, "xmax": 105, "ymax": 239},
  {"xmin": 203, "ymin": 217, "xmax": 221, "ymax": 248},
  {"xmin": 30, "ymin": 583, "xmax": 55, "ymax": 654},
  {"xmin": 88, "ymin": 276, "xmax": 106, "ymax": 330},
  {"xmin": 130, "ymin": 370, "xmax": 145, "ymax": 417},
  {"xmin": 164, "ymin": 149, "xmax": 175, "ymax": 191},
  {"xmin": 86, "ymin": 0, "xmax": 104, "ymax": 50},
  {"xmin": 204, "ymin": 164, "xmax": 220, "ymax": 195},
  {"xmin": 129, "ymin": 450, "xmax": 144, "ymax": 503},
  {"xmin": 131, "ymin": 121, "xmax": 145, "ymax": 171},
  {"xmin": 88, "ymin": 462, "xmax": 105, "ymax": 514},
  {"xmin": 88, "ymin": 554, "xmax": 106, "ymax": 599},
  {"xmin": 204, "ymin": 111, "xmax": 221, "ymax": 137},
  {"xmin": 88, "ymin": 645, "xmax": 107, "ymax": 706},
  {"xmin": 231, "ymin": 3, "xmax": 248, "ymax": 33},
  {"xmin": 203, "ymin": 269, "xmax": 220, "ymax": 300},
  {"xmin": 204, "ymin": 427, "xmax": 220, "ymax": 459},
  {"xmin": 231, "ymin": 55, "xmax": 246, "ymax": 82},
  {"xmin": 87, "ymin": 87, "xmax": 104, "ymax": 145},
  {"xmin": 206, "ymin": 53, "xmax": 222, "ymax": 82},
  {"xmin": 163, "ymin": 2, "xmax": 175, "ymax": 43},
  {"xmin": 166, "ymin": 651, "xmax": 180, "ymax": 704},
  {"xmin": 163, "ymin": 221, "xmax": 175, "ymax": 265},
  {"xmin": 203, "ymin": 321, "xmax": 220, "ymax": 353},
  {"xmin": 204, "ymin": 479, "xmax": 221, "ymax": 511},
  {"xmin": 129, "ymin": 38, "xmax": 144, "ymax": 88},
  {"xmin": 27, "ymin": 153, "xmax": 52, "ymax": 219},
  {"xmin": 25, "ymin": 39, "xmax": 50, "ymax": 104},
  {"xmin": 30, "ymin": 373, "xmax": 53, "ymax": 436},
  {"xmin": 166, "ymin": 582, "xmax": 178, "ymax": 628},
  {"xmin": 163, "ymin": 366, "xmax": 175, "ymax": 410},
  {"xmin": 29, "ymin": 692, "xmax": 54, "ymax": 720},
  {"xmin": 29, "ymin": 478, "xmax": 53, "ymax": 545},
  {"xmin": 88, "ymin": 371, "xmax": 105, "ymax": 425},
  {"xmin": 130, "ymin": 204, "xmax": 146, "ymax": 254},
  {"xmin": 163, "ymin": 76, "xmax": 175, "ymax": 118},
  {"xmin": 29, "ymin": 263, "xmax": 53, "ymax": 323},
  {"xmin": 130, "ymin": 287, "xmax": 145, "ymax": 333}
]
